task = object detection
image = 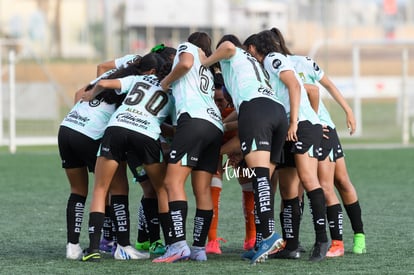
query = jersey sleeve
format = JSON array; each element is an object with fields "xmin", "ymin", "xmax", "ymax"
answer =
[
  {"xmin": 264, "ymin": 53, "xmax": 293, "ymax": 77},
  {"xmin": 176, "ymin": 42, "xmax": 195, "ymax": 57},
  {"xmin": 89, "ymin": 69, "xmax": 117, "ymax": 85},
  {"xmin": 118, "ymin": 75, "xmax": 138, "ymax": 95},
  {"xmin": 115, "ymin": 54, "xmax": 141, "ymax": 69},
  {"xmin": 305, "ymin": 56, "xmax": 325, "ymax": 82}
]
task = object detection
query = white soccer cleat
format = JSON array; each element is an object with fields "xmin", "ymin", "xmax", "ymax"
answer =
[
  {"xmin": 190, "ymin": 246, "xmax": 207, "ymax": 261},
  {"xmin": 114, "ymin": 244, "xmax": 150, "ymax": 260},
  {"xmin": 66, "ymin": 243, "xmax": 83, "ymax": 260}
]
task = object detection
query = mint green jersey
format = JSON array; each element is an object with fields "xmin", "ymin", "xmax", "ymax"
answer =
[
  {"xmin": 219, "ymin": 47, "xmax": 282, "ymax": 112},
  {"xmin": 108, "ymin": 74, "xmax": 175, "ymax": 140},
  {"xmin": 290, "ymin": 55, "xmax": 335, "ymax": 128},
  {"xmin": 60, "ymin": 99, "xmax": 116, "ymax": 140},
  {"xmin": 263, "ymin": 52, "xmax": 320, "ymax": 125},
  {"xmin": 114, "ymin": 54, "xmax": 141, "ymax": 69},
  {"xmin": 171, "ymin": 42, "xmax": 222, "ymax": 131}
]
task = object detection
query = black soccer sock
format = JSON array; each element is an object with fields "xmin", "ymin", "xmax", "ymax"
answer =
[
  {"xmin": 102, "ymin": 205, "xmax": 112, "ymax": 241},
  {"xmin": 66, "ymin": 193, "xmax": 86, "ymax": 244},
  {"xmin": 169, "ymin": 201, "xmax": 188, "ymax": 243},
  {"xmin": 327, "ymin": 204, "xmax": 343, "ymax": 241},
  {"xmin": 142, "ymin": 198, "xmax": 161, "ymax": 244},
  {"xmin": 110, "ymin": 206, "xmax": 117, "ymax": 242},
  {"xmin": 299, "ymin": 193, "xmax": 305, "ymax": 221},
  {"xmin": 282, "ymin": 197, "xmax": 300, "ymax": 251},
  {"xmin": 307, "ymin": 188, "xmax": 328, "ymax": 243},
  {"xmin": 137, "ymin": 198, "xmax": 149, "ymax": 243},
  {"xmin": 159, "ymin": 212, "xmax": 173, "ymax": 245},
  {"xmin": 279, "ymin": 211, "xmax": 285, "ymax": 240},
  {"xmin": 252, "ymin": 167, "xmax": 275, "ymax": 240},
  {"xmin": 111, "ymin": 195, "xmax": 130, "ymax": 246},
  {"xmin": 344, "ymin": 201, "xmax": 364, "ymax": 234},
  {"xmin": 192, "ymin": 209, "xmax": 213, "ymax": 247},
  {"xmin": 88, "ymin": 212, "xmax": 105, "ymax": 251}
]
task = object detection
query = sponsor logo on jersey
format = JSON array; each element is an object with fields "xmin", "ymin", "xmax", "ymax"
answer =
[
  {"xmin": 126, "ymin": 107, "xmax": 145, "ymax": 116},
  {"xmin": 116, "ymin": 112, "xmax": 150, "ymax": 129},
  {"xmin": 67, "ymin": 111, "xmax": 90, "ymax": 123},
  {"xmin": 272, "ymin": 59, "xmax": 282, "ymax": 69},
  {"xmin": 207, "ymin": 108, "xmax": 221, "ymax": 121},
  {"xmin": 313, "ymin": 62, "xmax": 320, "ymax": 71},
  {"xmin": 257, "ymin": 86, "xmax": 275, "ymax": 97}
]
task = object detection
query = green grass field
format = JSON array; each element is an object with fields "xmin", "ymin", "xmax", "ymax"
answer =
[{"xmin": 0, "ymin": 146, "xmax": 413, "ymax": 274}]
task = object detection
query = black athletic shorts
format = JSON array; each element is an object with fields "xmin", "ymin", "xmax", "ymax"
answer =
[
  {"xmin": 292, "ymin": 120, "xmax": 323, "ymax": 156},
  {"xmin": 238, "ymin": 97, "xmax": 288, "ymax": 165},
  {"xmin": 278, "ymin": 120, "xmax": 323, "ymax": 168},
  {"xmin": 318, "ymin": 126, "xmax": 344, "ymax": 161},
  {"xmin": 58, "ymin": 126, "xmax": 101, "ymax": 172},
  {"xmin": 168, "ymin": 113, "xmax": 222, "ymax": 174},
  {"xmin": 126, "ymin": 152, "xmax": 149, "ymax": 183},
  {"xmin": 99, "ymin": 126, "xmax": 163, "ymax": 165}
]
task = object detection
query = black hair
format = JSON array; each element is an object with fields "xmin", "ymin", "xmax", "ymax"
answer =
[
  {"xmin": 151, "ymin": 43, "xmax": 177, "ymax": 63},
  {"xmin": 187, "ymin": 31, "xmax": 220, "ymax": 77},
  {"xmin": 156, "ymin": 46, "xmax": 177, "ymax": 63},
  {"xmin": 155, "ymin": 60, "xmax": 172, "ymax": 82},
  {"xmin": 134, "ymin": 52, "xmax": 161, "ymax": 74},
  {"xmin": 188, "ymin": 31, "xmax": 212, "ymax": 57},
  {"xmin": 92, "ymin": 52, "xmax": 168, "ymax": 107},
  {"xmin": 243, "ymin": 33, "xmax": 257, "ymax": 48},
  {"xmin": 254, "ymin": 30, "xmax": 286, "ymax": 57},
  {"xmin": 214, "ymin": 72, "xmax": 224, "ymax": 89},
  {"xmin": 216, "ymin": 34, "xmax": 242, "ymax": 49},
  {"xmin": 269, "ymin": 27, "xmax": 293, "ymax": 55}
]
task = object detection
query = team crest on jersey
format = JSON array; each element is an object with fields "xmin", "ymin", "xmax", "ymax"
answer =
[
  {"xmin": 313, "ymin": 62, "xmax": 320, "ymax": 71},
  {"xmin": 207, "ymin": 108, "xmax": 221, "ymax": 121},
  {"xmin": 178, "ymin": 45, "xmax": 188, "ymax": 52},
  {"xmin": 272, "ymin": 59, "xmax": 282, "ymax": 69},
  {"xmin": 298, "ymin": 72, "xmax": 306, "ymax": 82},
  {"xmin": 89, "ymin": 98, "xmax": 102, "ymax": 107}
]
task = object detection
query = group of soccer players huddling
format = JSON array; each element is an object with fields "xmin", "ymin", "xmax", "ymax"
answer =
[{"xmin": 59, "ymin": 27, "xmax": 366, "ymax": 265}]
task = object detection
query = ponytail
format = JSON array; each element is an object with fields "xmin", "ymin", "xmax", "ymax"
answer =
[{"xmin": 269, "ymin": 27, "xmax": 293, "ymax": 55}]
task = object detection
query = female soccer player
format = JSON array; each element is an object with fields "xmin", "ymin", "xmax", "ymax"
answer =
[
  {"xmin": 246, "ymin": 30, "xmax": 329, "ymax": 262},
  {"xmin": 269, "ymin": 26, "xmax": 365, "ymax": 256},
  {"xmin": 81, "ymin": 52, "xmax": 175, "ymax": 262},
  {"xmin": 152, "ymin": 32, "xmax": 223, "ymax": 263},
  {"xmin": 96, "ymin": 45, "xmax": 177, "ymax": 256},
  {"xmin": 59, "ymin": 65, "xmax": 138, "ymax": 260},
  {"xmin": 201, "ymin": 34, "xmax": 287, "ymax": 265},
  {"xmin": 283, "ymin": 48, "xmax": 365, "ymax": 256}
]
